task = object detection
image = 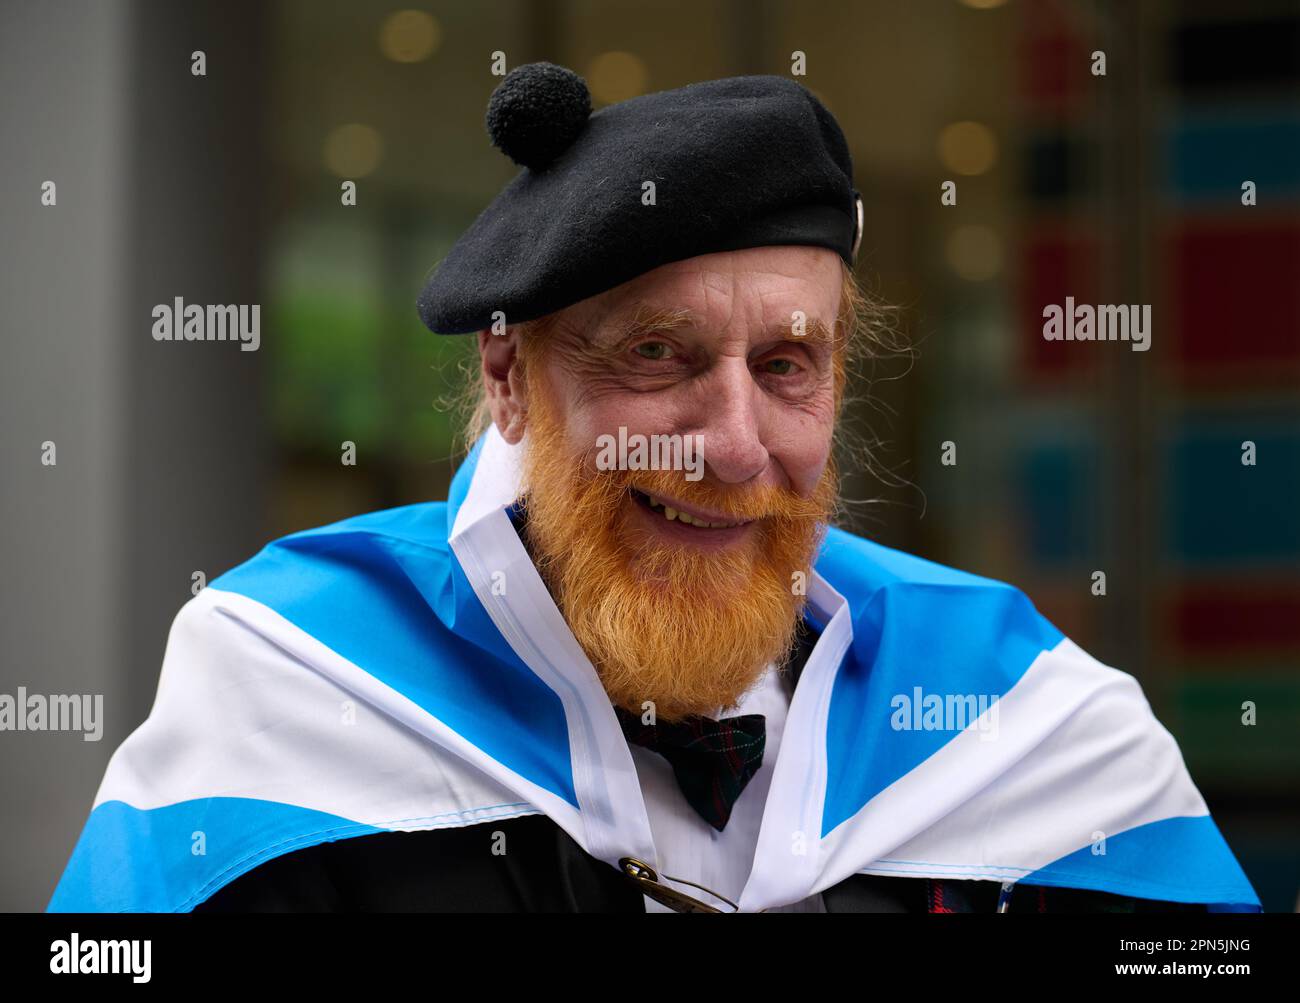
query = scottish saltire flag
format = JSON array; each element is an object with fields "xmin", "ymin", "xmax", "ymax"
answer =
[{"xmin": 49, "ymin": 427, "xmax": 1261, "ymax": 912}]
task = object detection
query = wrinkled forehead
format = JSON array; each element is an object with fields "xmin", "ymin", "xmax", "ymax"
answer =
[{"xmin": 555, "ymin": 246, "xmax": 844, "ymax": 348}]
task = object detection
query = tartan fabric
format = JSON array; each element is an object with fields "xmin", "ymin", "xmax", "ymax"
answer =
[
  {"xmin": 614, "ymin": 705, "xmax": 766, "ymax": 832},
  {"xmin": 921, "ymin": 878, "xmax": 1205, "ymax": 913}
]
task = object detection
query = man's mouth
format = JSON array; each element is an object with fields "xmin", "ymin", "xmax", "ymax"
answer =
[{"xmin": 628, "ymin": 488, "xmax": 752, "ymax": 529}]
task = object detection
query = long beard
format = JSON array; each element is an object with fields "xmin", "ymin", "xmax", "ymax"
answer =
[{"xmin": 518, "ymin": 373, "xmax": 839, "ymax": 723}]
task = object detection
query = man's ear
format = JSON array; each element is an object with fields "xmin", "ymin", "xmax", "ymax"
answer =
[{"xmin": 478, "ymin": 326, "xmax": 529, "ymax": 444}]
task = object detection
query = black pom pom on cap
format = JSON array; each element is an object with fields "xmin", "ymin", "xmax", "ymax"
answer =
[{"xmin": 485, "ymin": 62, "xmax": 592, "ymax": 172}]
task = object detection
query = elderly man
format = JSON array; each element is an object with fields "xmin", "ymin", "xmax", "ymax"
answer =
[{"xmin": 49, "ymin": 65, "xmax": 1257, "ymax": 914}]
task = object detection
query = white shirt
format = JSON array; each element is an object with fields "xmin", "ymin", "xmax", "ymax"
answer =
[
  {"xmin": 450, "ymin": 427, "xmax": 848, "ymax": 910},
  {"xmin": 627, "ymin": 660, "xmax": 827, "ymax": 913}
]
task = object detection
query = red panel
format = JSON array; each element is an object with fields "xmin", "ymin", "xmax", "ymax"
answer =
[
  {"xmin": 1019, "ymin": 228, "xmax": 1101, "ymax": 379},
  {"xmin": 1168, "ymin": 220, "xmax": 1300, "ymax": 383},
  {"xmin": 1169, "ymin": 584, "xmax": 1300, "ymax": 653},
  {"xmin": 1017, "ymin": 0, "xmax": 1090, "ymax": 113}
]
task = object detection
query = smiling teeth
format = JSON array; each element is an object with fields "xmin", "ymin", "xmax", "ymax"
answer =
[{"xmin": 646, "ymin": 495, "xmax": 741, "ymax": 529}]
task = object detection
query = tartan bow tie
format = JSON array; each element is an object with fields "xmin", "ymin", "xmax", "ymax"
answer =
[{"xmin": 614, "ymin": 705, "xmax": 766, "ymax": 832}]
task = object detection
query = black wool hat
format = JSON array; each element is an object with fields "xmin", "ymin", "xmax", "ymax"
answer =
[{"xmin": 417, "ymin": 62, "xmax": 862, "ymax": 335}]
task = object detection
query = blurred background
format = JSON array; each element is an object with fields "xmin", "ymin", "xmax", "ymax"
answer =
[{"xmin": 2, "ymin": 0, "xmax": 1297, "ymax": 911}]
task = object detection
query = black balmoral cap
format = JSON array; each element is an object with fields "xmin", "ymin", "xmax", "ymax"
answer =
[{"xmin": 417, "ymin": 62, "xmax": 862, "ymax": 335}]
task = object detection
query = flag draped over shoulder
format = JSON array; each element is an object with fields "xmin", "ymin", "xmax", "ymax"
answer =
[{"xmin": 48, "ymin": 427, "xmax": 1261, "ymax": 913}]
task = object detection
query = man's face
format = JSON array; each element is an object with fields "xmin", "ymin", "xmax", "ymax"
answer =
[{"xmin": 481, "ymin": 244, "xmax": 844, "ymax": 721}]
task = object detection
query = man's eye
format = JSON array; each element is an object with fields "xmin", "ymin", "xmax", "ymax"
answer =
[
  {"xmin": 633, "ymin": 341, "xmax": 675, "ymax": 361},
  {"xmin": 760, "ymin": 358, "xmax": 797, "ymax": 375}
]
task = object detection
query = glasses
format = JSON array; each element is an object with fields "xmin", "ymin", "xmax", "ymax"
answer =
[{"xmin": 619, "ymin": 857, "xmax": 752, "ymax": 913}]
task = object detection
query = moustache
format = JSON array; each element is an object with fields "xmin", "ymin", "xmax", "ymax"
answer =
[{"xmin": 559, "ymin": 456, "xmax": 835, "ymax": 527}]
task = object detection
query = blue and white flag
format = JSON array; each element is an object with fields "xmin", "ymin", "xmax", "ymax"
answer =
[{"xmin": 49, "ymin": 426, "xmax": 1261, "ymax": 912}]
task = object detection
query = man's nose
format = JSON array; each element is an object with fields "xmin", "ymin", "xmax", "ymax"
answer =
[{"xmin": 689, "ymin": 359, "xmax": 769, "ymax": 485}]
